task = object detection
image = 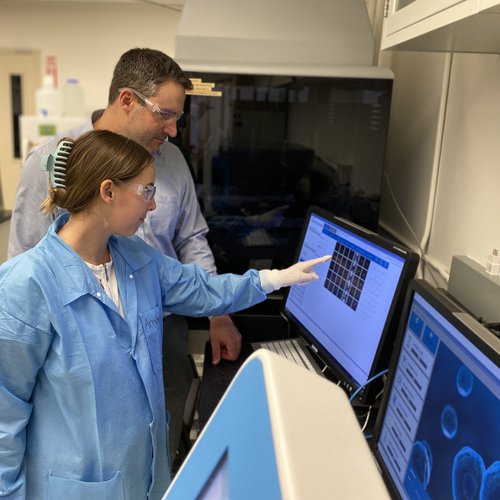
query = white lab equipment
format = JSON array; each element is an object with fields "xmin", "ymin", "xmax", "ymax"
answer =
[
  {"xmin": 164, "ymin": 350, "xmax": 389, "ymax": 499},
  {"xmin": 19, "ymin": 115, "xmax": 87, "ymax": 160}
]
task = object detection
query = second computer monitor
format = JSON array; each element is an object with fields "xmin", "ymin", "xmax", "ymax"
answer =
[{"xmin": 372, "ymin": 279, "xmax": 500, "ymax": 499}]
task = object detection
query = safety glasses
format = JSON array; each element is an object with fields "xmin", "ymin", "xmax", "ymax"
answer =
[{"xmin": 123, "ymin": 87, "xmax": 184, "ymax": 123}]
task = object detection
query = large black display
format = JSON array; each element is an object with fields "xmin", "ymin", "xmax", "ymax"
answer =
[{"xmin": 176, "ymin": 73, "xmax": 393, "ymax": 274}]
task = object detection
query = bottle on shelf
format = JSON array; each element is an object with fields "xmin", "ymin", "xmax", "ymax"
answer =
[
  {"xmin": 35, "ymin": 74, "xmax": 62, "ymax": 117},
  {"xmin": 61, "ymin": 78, "xmax": 85, "ymax": 117}
]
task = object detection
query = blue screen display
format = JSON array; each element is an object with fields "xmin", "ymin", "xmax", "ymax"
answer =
[
  {"xmin": 284, "ymin": 211, "xmax": 406, "ymax": 385},
  {"xmin": 378, "ymin": 291, "xmax": 500, "ymax": 499}
]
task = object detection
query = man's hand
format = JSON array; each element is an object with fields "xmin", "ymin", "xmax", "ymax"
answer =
[{"xmin": 209, "ymin": 315, "xmax": 242, "ymax": 365}]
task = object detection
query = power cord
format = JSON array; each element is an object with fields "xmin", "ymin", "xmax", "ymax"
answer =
[
  {"xmin": 360, "ymin": 406, "xmax": 373, "ymax": 433},
  {"xmin": 354, "ymin": 382, "xmax": 386, "ymax": 436},
  {"xmin": 383, "ymin": 170, "xmax": 443, "ymax": 286},
  {"xmin": 349, "ymin": 369, "xmax": 389, "ymax": 403}
]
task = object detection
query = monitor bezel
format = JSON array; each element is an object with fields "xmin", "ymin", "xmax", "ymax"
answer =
[
  {"xmin": 370, "ymin": 278, "xmax": 500, "ymax": 499},
  {"xmin": 281, "ymin": 205, "xmax": 419, "ymax": 403}
]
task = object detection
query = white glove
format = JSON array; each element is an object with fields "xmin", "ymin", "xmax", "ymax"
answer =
[{"xmin": 259, "ymin": 255, "xmax": 331, "ymax": 293}]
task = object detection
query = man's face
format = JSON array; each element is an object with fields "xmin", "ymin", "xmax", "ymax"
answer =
[{"xmin": 126, "ymin": 80, "xmax": 186, "ymax": 154}]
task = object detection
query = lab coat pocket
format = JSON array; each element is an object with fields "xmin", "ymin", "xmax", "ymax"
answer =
[
  {"xmin": 46, "ymin": 470, "xmax": 124, "ymax": 500},
  {"xmin": 141, "ymin": 305, "xmax": 163, "ymax": 373}
]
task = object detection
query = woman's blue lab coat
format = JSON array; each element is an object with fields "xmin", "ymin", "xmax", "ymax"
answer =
[{"xmin": 0, "ymin": 214, "xmax": 266, "ymax": 499}]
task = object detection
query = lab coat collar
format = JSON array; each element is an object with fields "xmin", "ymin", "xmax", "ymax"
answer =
[{"xmin": 44, "ymin": 214, "xmax": 153, "ymax": 306}]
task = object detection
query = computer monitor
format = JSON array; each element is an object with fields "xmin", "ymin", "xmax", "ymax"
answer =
[
  {"xmin": 283, "ymin": 206, "xmax": 419, "ymax": 403},
  {"xmin": 371, "ymin": 279, "xmax": 500, "ymax": 499}
]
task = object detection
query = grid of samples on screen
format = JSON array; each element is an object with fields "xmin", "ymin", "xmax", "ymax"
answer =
[{"xmin": 325, "ymin": 242, "xmax": 370, "ymax": 312}]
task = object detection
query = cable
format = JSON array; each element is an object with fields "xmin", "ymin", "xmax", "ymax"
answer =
[
  {"xmin": 374, "ymin": 387, "xmax": 384, "ymax": 402},
  {"xmin": 360, "ymin": 405, "xmax": 373, "ymax": 433},
  {"xmin": 349, "ymin": 369, "xmax": 389, "ymax": 403},
  {"xmin": 382, "ymin": 171, "xmax": 443, "ymax": 286}
]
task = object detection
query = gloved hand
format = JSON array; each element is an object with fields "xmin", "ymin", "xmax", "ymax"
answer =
[{"xmin": 259, "ymin": 255, "xmax": 331, "ymax": 293}]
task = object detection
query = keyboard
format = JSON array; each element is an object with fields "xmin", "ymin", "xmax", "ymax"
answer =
[{"xmin": 258, "ymin": 339, "xmax": 317, "ymax": 372}]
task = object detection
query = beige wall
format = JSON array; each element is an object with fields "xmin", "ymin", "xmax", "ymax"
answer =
[
  {"xmin": 0, "ymin": 1, "xmax": 181, "ymax": 116},
  {"xmin": 379, "ymin": 49, "xmax": 500, "ymax": 285},
  {"xmin": 0, "ymin": 0, "xmax": 181, "ymax": 253}
]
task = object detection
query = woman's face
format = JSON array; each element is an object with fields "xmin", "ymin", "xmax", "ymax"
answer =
[{"xmin": 109, "ymin": 162, "xmax": 156, "ymax": 236}]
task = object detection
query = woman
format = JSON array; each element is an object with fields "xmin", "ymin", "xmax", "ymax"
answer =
[{"xmin": 0, "ymin": 130, "xmax": 327, "ymax": 500}]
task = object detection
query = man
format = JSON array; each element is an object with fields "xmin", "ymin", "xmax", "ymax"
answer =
[{"xmin": 8, "ymin": 47, "xmax": 242, "ymax": 465}]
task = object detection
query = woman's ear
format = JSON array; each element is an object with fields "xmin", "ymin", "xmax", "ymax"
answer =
[{"xmin": 100, "ymin": 179, "xmax": 115, "ymax": 204}]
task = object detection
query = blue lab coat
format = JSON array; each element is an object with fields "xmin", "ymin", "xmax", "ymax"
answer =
[{"xmin": 0, "ymin": 214, "xmax": 266, "ymax": 499}]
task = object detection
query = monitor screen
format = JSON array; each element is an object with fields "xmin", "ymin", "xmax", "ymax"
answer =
[
  {"xmin": 283, "ymin": 207, "xmax": 418, "ymax": 400},
  {"xmin": 372, "ymin": 279, "xmax": 500, "ymax": 499},
  {"xmin": 197, "ymin": 451, "xmax": 229, "ymax": 500}
]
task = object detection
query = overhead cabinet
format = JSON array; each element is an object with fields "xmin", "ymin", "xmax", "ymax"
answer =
[{"xmin": 381, "ymin": 0, "xmax": 500, "ymax": 53}]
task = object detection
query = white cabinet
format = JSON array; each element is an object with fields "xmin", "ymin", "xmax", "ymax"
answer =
[
  {"xmin": 384, "ymin": 0, "xmax": 474, "ymax": 37},
  {"xmin": 381, "ymin": 0, "xmax": 500, "ymax": 53},
  {"xmin": 480, "ymin": 0, "xmax": 500, "ymax": 7}
]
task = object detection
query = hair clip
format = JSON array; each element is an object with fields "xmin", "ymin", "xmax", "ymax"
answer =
[{"xmin": 40, "ymin": 140, "xmax": 74, "ymax": 188}]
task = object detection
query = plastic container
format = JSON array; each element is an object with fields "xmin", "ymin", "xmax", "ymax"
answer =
[
  {"xmin": 61, "ymin": 78, "xmax": 85, "ymax": 117},
  {"xmin": 35, "ymin": 74, "xmax": 62, "ymax": 117}
]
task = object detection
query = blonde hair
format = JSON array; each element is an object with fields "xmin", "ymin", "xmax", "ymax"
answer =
[{"xmin": 41, "ymin": 130, "xmax": 153, "ymax": 215}]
